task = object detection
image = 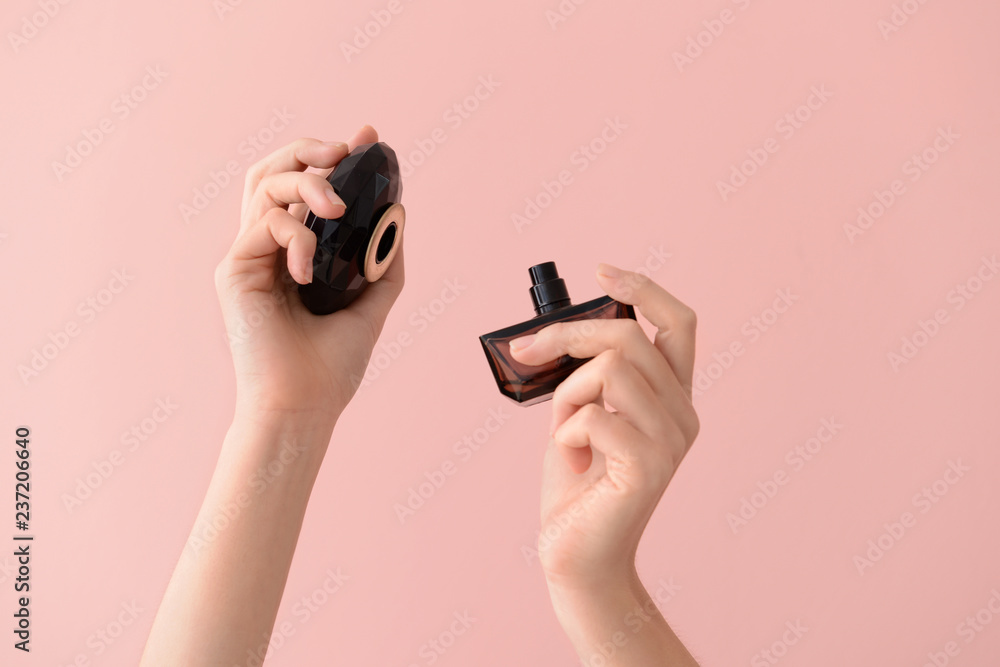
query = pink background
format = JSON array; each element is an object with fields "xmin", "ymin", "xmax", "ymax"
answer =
[{"xmin": 3, "ymin": 0, "xmax": 1000, "ymax": 664}]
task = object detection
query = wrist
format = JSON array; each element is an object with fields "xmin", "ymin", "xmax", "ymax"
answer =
[
  {"xmin": 232, "ymin": 376, "xmax": 347, "ymax": 433},
  {"xmin": 545, "ymin": 573, "xmax": 644, "ymax": 661},
  {"xmin": 227, "ymin": 405, "xmax": 337, "ymax": 472},
  {"xmin": 233, "ymin": 397, "xmax": 340, "ymax": 434},
  {"xmin": 546, "ymin": 570, "xmax": 686, "ymax": 666},
  {"xmin": 542, "ymin": 556, "xmax": 641, "ymax": 598},
  {"xmin": 544, "ymin": 564, "xmax": 643, "ymax": 616}
]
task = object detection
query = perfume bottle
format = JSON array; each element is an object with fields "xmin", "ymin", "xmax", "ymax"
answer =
[
  {"xmin": 480, "ymin": 262, "xmax": 636, "ymax": 405},
  {"xmin": 297, "ymin": 142, "xmax": 405, "ymax": 315}
]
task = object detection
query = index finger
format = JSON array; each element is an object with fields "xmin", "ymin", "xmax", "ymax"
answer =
[
  {"xmin": 241, "ymin": 138, "xmax": 349, "ymax": 222},
  {"xmin": 286, "ymin": 124, "xmax": 381, "ymax": 222},
  {"xmin": 595, "ymin": 263, "xmax": 697, "ymax": 394}
]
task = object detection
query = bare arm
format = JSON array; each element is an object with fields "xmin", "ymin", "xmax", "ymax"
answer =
[
  {"xmin": 141, "ymin": 126, "xmax": 403, "ymax": 666},
  {"xmin": 546, "ymin": 575, "xmax": 698, "ymax": 666},
  {"xmin": 140, "ymin": 415, "xmax": 333, "ymax": 665},
  {"xmin": 511, "ymin": 263, "xmax": 701, "ymax": 665}
]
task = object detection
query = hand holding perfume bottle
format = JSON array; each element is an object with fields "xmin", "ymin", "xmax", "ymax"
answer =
[
  {"xmin": 480, "ymin": 262, "xmax": 637, "ymax": 405},
  {"xmin": 212, "ymin": 125, "xmax": 405, "ymax": 424},
  {"xmin": 506, "ymin": 263, "xmax": 701, "ymax": 665},
  {"xmin": 298, "ymin": 141, "xmax": 405, "ymax": 315}
]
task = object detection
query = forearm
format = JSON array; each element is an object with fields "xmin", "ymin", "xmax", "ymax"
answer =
[
  {"xmin": 546, "ymin": 571, "xmax": 699, "ymax": 667},
  {"xmin": 140, "ymin": 410, "xmax": 335, "ymax": 666}
]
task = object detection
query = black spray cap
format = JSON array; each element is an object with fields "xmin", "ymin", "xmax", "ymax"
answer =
[{"xmin": 528, "ymin": 262, "xmax": 571, "ymax": 315}]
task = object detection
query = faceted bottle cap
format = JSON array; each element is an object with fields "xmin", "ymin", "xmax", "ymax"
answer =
[{"xmin": 528, "ymin": 261, "xmax": 571, "ymax": 315}]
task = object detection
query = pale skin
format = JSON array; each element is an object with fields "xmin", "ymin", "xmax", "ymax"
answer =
[{"xmin": 140, "ymin": 126, "xmax": 701, "ymax": 666}]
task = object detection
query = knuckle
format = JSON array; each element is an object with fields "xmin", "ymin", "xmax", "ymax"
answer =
[
  {"xmin": 619, "ymin": 317, "xmax": 647, "ymax": 344},
  {"xmin": 595, "ymin": 348, "xmax": 626, "ymax": 373},
  {"xmin": 295, "ymin": 136, "xmax": 322, "ymax": 152},
  {"xmin": 547, "ymin": 320, "xmax": 570, "ymax": 337},
  {"xmin": 659, "ymin": 410, "xmax": 695, "ymax": 458},
  {"xmin": 571, "ymin": 317, "xmax": 601, "ymax": 344},
  {"xmin": 686, "ymin": 409, "xmax": 701, "ymax": 442},
  {"xmin": 244, "ymin": 162, "xmax": 264, "ymax": 189},
  {"xmin": 305, "ymin": 171, "xmax": 327, "ymax": 188},
  {"xmin": 301, "ymin": 224, "xmax": 318, "ymax": 245},
  {"xmin": 578, "ymin": 402, "xmax": 604, "ymax": 424},
  {"xmin": 550, "ymin": 424, "xmax": 570, "ymax": 448},
  {"xmin": 214, "ymin": 259, "xmax": 231, "ymax": 292},
  {"xmin": 539, "ymin": 320, "xmax": 567, "ymax": 345},
  {"xmin": 258, "ymin": 206, "xmax": 281, "ymax": 227},
  {"xmin": 676, "ymin": 410, "xmax": 701, "ymax": 448},
  {"xmin": 677, "ymin": 305, "xmax": 697, "ymax": 331},
  {"xmin": 551, "ymin": 379, "xmax": 572, "ymax": 408},
  {"xmin": 257, "ymin": 172, "xmax": 280, "ymax": 192}
]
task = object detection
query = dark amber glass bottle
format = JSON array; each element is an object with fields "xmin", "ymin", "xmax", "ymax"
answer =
[{"xmin": 479, "ymin": 262, "xmax": 636, "ymax": 405}]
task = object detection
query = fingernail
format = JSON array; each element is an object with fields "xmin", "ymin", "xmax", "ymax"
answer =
[
  {"xmin": 326, "ymin": 188, "xmax": 346, "ymax": 209},
  {"xmin": 597, "ymin": 263, "xmax": 622, "ymax": 279},
  {"xmin": 300, "ymin": 256, "xmax": 313, "ymax": 284},
  {"xmin": 509, "ymin": 334, "xmax": 535, "ymax": 352},
  {"xmin": 324, "ymin": 141, "xmax": 348, "ymax": 150}
]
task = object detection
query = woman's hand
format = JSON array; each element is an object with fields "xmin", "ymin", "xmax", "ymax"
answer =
[
  {"xmin": 510, "ymin": 263, "xmax": 700, "ymax": 665},
  {"xmin": 215, "ymin": 125, "xmax": 404, "ymax": 427},
  {"xmin": 142, "ymin": 126, "xmax": 405, "ymax": 667}
]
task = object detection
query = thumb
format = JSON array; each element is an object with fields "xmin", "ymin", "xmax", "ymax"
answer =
[{"xmin": 342, "ymin": 240, "xmax": 406, "ymax": 340}]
